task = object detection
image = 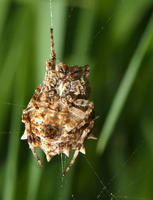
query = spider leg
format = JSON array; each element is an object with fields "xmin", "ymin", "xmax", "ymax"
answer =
[
  {"xmin": 69, "ymin": 65, "xmax": 89, "ymax": 79},
  {"xmin": 82, "ymin": 65, "xmax": 90, "ymax": 97},
  {"xmin": 81, "ymin": 64, "xmax": 90, "ymax": 72},
  {"xmin": 29, "ymin": 144, "xmax": 44, "ymax": 168},
  {"xmin": 50, "ymin": 28, "xmax": 56, "ymax": 68},
  {"xmin": 63, "ymin": 121, "xmax": 94, "ymax": 175},
  {"xmin": 63, "ymin": 149, "xmax": 79, "ymax": 176},
  {"xmin": 70, "ymin": 64, "xmax": 90, "ymax": 97}
]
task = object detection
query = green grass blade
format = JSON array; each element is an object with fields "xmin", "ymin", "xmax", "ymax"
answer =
[
  {"xmin": 26, "ymin": 159, "xmax": 43, "ymax": 200},
  {"xmin": 0, "ymin": 0, "xmax": 10, "ymax": 38},
  {"xmin": 71, "ymin": 3, "xmax": 96, "ymax": 65},
  {"xmin": 2, "ymin": 11, "xmax": 30, "ymax": 200},
  {"xmin": 0, "ymin": 11, "xmax": 27, "ymax": 141},
  {"xmin": 97, "ymin": 13, "xmax": 153, "ymax": 154}
]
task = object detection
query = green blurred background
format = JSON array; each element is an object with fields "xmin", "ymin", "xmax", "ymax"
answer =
[{"xmin": 0, "ymin": 0, "xmax": 153, "ymax": 200}]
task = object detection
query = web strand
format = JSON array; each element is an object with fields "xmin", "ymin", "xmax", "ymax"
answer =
[
  {"xmin": 60, "ymin": 154, "xmax": 64, "ymax": 184},
  {"xmin": 49, "ymin": 0, "xmax": 53, "ymax": 28},
  {"xmin": 85, "ymin": 156, "xmax": 118, "ymax": 200}
]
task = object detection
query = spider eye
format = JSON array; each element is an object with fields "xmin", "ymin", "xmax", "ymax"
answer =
[
  {"xmin": 59, "ymin": 67, "xmax": 65, "ymax": 73},
  {"xmin": 56, "ymin": 62, "xmax": 68, "ymax": 75}
]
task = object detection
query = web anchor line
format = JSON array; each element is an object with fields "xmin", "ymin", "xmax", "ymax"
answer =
[{"xmin": 49, "ymin": 0, "xmax": 53, "ymax": 28}]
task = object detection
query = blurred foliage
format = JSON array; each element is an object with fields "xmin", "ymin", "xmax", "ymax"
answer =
[{"xmin": 0, "ymin": 0, "xmax": 153, "ymax": 200}]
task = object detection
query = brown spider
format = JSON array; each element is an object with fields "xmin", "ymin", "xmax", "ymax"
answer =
[{"xmin": 21, "ymin": 28, "xmax": 97, "ymax": 175}]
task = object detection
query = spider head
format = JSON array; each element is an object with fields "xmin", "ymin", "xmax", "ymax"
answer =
[{"xmin": 55, "ymin": 62, "xmax": 68, "ymax": 77}]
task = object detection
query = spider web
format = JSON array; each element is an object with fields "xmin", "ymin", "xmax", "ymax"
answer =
[{"xmin": 57, "ymin": 143, "xmax": 148, "ymax": 200}]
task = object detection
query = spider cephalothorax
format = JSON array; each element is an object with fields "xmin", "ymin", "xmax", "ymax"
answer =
[{"xmin": 21, "ymin": 28, "xmax": 97, "ymax": 175}]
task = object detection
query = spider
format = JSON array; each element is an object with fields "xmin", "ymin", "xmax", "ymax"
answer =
[{"xmin": 21, "ymin": 28, "xmax": 97, "ymax": 175}]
